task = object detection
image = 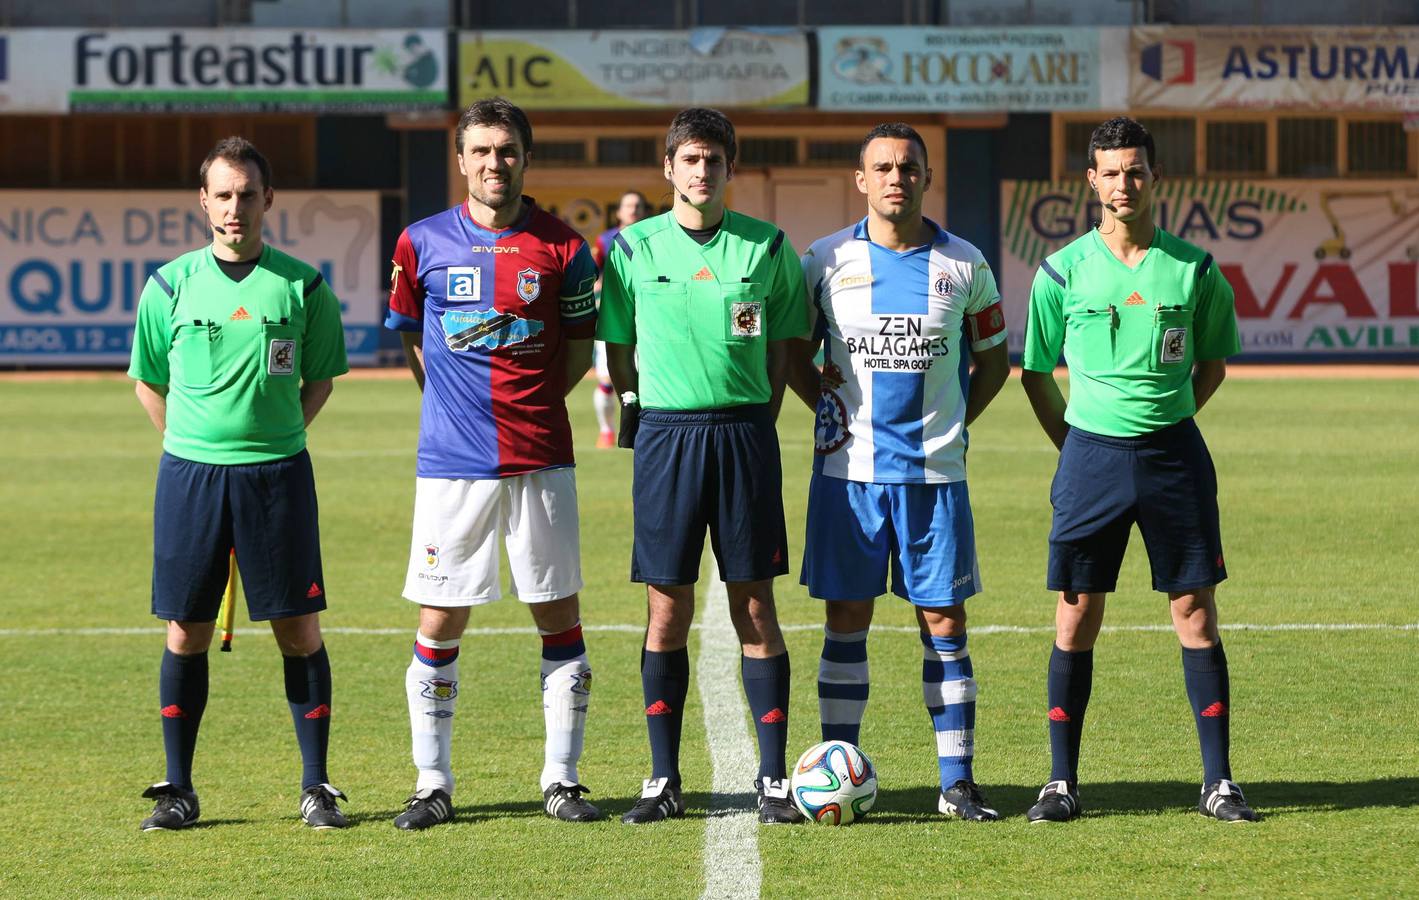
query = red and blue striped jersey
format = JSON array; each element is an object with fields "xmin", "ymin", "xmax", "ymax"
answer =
[{"xmin": 387, "ymin": 198, "xmax": 598, "ymax": 479}]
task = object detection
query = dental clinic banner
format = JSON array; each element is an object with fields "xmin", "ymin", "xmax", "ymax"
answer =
[
  {"xmin": 0, "ymin": 191, "xmax": 384, "ymax": 365},
  {"xmin": 999, "ymin": 179, "xmax": 1419, "ymax": 358}
]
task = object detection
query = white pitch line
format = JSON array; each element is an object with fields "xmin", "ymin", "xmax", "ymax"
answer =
[
  {"xmin": 698, "ymin": 577, "xmax": 761, "ymax": 900},
  {"xmin": 2, "ymin": 622, "xmax": 1414, "ymax": 639}
]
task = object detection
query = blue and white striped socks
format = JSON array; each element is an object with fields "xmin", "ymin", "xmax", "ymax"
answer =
[
  {"xmin": 817, "ymin": 627, "xmax": 870, "ymax": 744},
  {"xmin": 922, "ymin": 631, "xmax": 977, "ymax": 789}
]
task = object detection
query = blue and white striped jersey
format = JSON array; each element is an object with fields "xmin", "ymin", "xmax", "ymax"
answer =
[{"xmin": 802, "ymin": 218, "xmax": 1006, "ymax": 484}]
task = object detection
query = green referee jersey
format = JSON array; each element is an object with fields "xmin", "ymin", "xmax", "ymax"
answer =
[
  {"xmin": 596, "ymin": 209, "xmax": 810, "ymax": 410},
  {"xmin": 1022, "ymin": 227, "xmax": 1240, "ymax": 437},
  {"xmin": 128, "ymin": 245, "xmax": 349, "ymax": 465}
]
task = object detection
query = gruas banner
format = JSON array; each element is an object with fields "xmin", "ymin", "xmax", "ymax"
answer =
[{"xmin": 999, "ymin": 179, "xmax": 1419, "ymax": 358}]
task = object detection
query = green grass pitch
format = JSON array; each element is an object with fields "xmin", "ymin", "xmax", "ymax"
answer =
[{"xmin": 0, "ymin": 373, "xmax": 1415, "ymax": 897}]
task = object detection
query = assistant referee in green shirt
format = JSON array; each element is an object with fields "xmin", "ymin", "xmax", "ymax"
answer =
[
  {"xmin": 128, "ymin": 137, "xmax": 350, "ymax": 832},
  {"xmin": 598, "ymin": 108, "xmax": 810, "ymax": 825},
  {"xmin": 1020, "ymin": 117, "xmax": 1256, "ymax": 825}
]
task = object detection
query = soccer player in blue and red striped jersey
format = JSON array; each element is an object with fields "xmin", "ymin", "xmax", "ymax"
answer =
[{"xmin": 385, "ymin": 98, "xmax": 601, "ymax": 829}]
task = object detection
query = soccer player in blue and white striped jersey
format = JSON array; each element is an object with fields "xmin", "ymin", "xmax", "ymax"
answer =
[{"xmin": 786, "ymin": 123, "xmax": 1010, "ymax": 821}]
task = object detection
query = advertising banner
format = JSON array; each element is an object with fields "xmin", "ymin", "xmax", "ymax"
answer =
[
  {"xmin": 2, "ymin": 28, "xmax": 446, "ymax": 113},
  {"xmin": 459, "ymin": 29, "xmax": 809, "ymax": 109},
  {"xmin": 817, "ymin": 27, "xmax": 1099, "ymax": 111},
  {"xmin": 999, "ymin": 180, "xmax": 1419, "ymax": 358},
  {"xmin": 1131, "ymin": 26, "xmax": 1419, "ymax": 111},
  {"xmin": 0, "ymin": 191, "xmax": 384, "ymax": 365}
]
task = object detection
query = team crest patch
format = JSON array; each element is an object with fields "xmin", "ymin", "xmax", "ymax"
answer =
[
  {"xmin": 443, "ymin": 309, "xmax": 544, "ymax": 352},
  {"xmin": 814, "ymin": 390, "xmax": 851, "ymax": 455},
  {"xmin": 516, "ymin": 267, "xmax": 542, "ymax": 303},
  {"xmin": 730, "ymin": 301, "xmax": 762, "ymax": 337},
  {"xmin": 420, "ymin": 679, "xmax": 458, "ymax": 701},
  {"xmin": 267, "ymin": 339, "xmax": 295, "ymax": 375},
  {"xmin": 1161, "ymin": 327, "xmax": 1187, "ymax": 363},
  {"xmin": 424, "ymin": 544, "xmax": 439, "ymax": 569},
  {"xmin": 934, "ymin": 273, "xmax": 953, "ymax": 297}
]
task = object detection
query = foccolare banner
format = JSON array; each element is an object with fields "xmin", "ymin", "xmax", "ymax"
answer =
[
  {"xmin": 0, "ymin": 191, "xmax": 384, "ymax": 365},
  {"xmin": 1000, "ymin": 180, "xmax": 1419, "ymax": 358},
  {"xmin": 1, "ymin": 29, "xmax": 447, "ymax": 113},
  {"xmin": 458, "ymin": 29, "xmax": 809, "ymax": 109},
  {"xmin": 1131, "ymin": 26, "xmax": 1419, "ymax": 111},
  {"xmin": 816, "ymin": 27, "xmax": 1100, "ymax": 111}
]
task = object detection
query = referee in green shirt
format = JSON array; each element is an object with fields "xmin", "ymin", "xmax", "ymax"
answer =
[
  {"xmin": 1020, "ymin": 117, "xmax": 1256, "ymax": 824},
  {"xmin": 598, "ymin": 108, "xmax": 810, "ymax": 825},
  {"xmin": 128, "ymin": 137, "xmax": 350, "ymax": 832}
]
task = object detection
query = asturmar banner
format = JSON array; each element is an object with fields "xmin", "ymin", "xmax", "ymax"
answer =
[
  {"xmin": 817, "ymin": 27, "xmax": 1099, "ymax": 111},
  {"xmin": 0, "ymin": 191, "xmax": 384, "ymax": 365},
  {"xmin": 1131, "ymin": 26, "xmax": 1419, "ymax": 111},
  {"xmin": 62, "ymin": 29, "xmax": 446, "ymax": 112},
  {"xmin": 1000, "ymin": 180, "xmax": 1419, "ymax": 358},
  {"xmin": 459, "ymin": 29, "xmax": 809, "ymax": 109}
]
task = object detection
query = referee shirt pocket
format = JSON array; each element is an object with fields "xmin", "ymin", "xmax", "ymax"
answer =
[
  {"xmin": 1064, "ymin": 306, "xmax": 1116, "ymax": 373},
  {"xmin": 173, "ymin": 322, "xmax": 216, "ymax": 388},
  {"xmin": 637, "ymin": 281, "xmax": 690, "ymax": 344}
]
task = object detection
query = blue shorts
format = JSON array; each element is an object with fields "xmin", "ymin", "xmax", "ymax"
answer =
[
  {"xmin": 801, "ymin": 476, "xmax": 980, "ymax": 606},
  {"xmin": 151, "ymin": 450, "xmax": 328, "ymax": 622},
  {"xmin": 1048, "ymin": 418, "xmax": 1227, "ymax": 594},
  {"xmin": 631, "ymin": 405, "xmax": 789, "ymax": 585}
]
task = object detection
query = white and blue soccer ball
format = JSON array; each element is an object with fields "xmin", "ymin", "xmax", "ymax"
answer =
[{"xmin": 790, "ymin": 740, "xmax": 877, "ymax": 825}]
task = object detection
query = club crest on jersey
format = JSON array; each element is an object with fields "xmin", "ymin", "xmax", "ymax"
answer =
[
  {"xmin": 730, "ymin": 301, "xmax": 762, "ymax": 337},
  {"xmin": 267, "ymin": 339, "xmax": 295, "ymax": 375},
  {"xmin": 1161, "ymin": 327, "xmax": 1187, "ymax": 363},
  {"xmin": 814, "ymin": 390, "xmax": 851, "ymax": 455},
  {"xmin": 424, "ymin": 544, "xmax": 439, "ymax": 569},
  {"xmin": 934, "ymin": 273, "xmax": 953, "ymax": 297},
  {"xmin": 516, "ymin": 267, "xmax": 542, "ymax": 303},
  {"xmin": 420, "ymin": 679, "xmax": 458, "ymax": 701},
  {"xmin": 443, "ymin": 309, "xmax": 544, "ymax": 352}
]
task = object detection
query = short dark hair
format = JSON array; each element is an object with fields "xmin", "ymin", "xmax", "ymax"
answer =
[
  {"xmin": 858, "ymin": 123, "xmax": 929, "ymax": 170},
  {"xmin": 1088, "ymin": 116, "xmax": 1155, "ymax": 169},
  {"xmin": 200, "ymin": 136, "xmax": 271, "ymax": 191},
  {"xmin": 456, "ymin": 97, "xmax": 533, "ymax": 156},
  {"xmin": 664, "ymin": 107, "xmax": 736, "ymax": 167}
]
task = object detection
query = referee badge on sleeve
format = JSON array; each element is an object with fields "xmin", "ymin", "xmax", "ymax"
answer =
[
  {"xmin": 268, "ymin": 339, "xmax": 296, "ymax": 375},
  {"xmin": 731, "ymin": 301, "xmax": 762, "ymax": 337}
]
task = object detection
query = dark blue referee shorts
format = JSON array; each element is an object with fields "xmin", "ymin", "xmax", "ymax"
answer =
[
  {"xmin": 1047, "ymin": 418, "xmax": 1227, "ymax": 594},
  {"xmin": 151, "ymin": 450, "xmax": 328, "ymax": 622},
  {"xmin": 631, "ymin": 404, "xmax": 790, "ymax": 585}
]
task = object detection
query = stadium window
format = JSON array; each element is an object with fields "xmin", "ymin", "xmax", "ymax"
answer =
[
  {"xmin": 1135, "ymin": 117, "xmax": 1195, "ymax": 176},
  {"xmin": 1062, "ymin": 120, "xmax": 1095, "ymax": 174},
  {"xmin": 805, "ymin": 140, "xmax": 862, "ymax": 167},
  {"xmin": 1205, "ymin": 121, "xmax": 1266, "ymax": 176},
  {"xmin": 1277, "ymin": 118, "xmax": 1337, "ymax": 178},
  {"xmin": 0, "ymin": 116, "xmax": 57, "ymax": 186},
  {"xmin": 1347, "ymin": 120, "xmax": 1411, "ymax": 176},
  {"xmin": 597, "ymin": 137, "xmax": 658, "ymax": 167},
  {"xmin": 739, "ymin": 138, "xmax": 798, "ymax": 167},
  {"xmin": 534, "ymin": 141, "xmax": 589, "ymax": 166}
]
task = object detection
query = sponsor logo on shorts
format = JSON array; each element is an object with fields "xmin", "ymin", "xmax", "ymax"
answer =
[
  {"xmin": 306, "ymin": 582, "xmax": 323, "ymax": 598},
  {"xmin": 1161, "ymin": 327, "xmax": 1187, "ymax": 363},
  {"xmin": 420, "ymin": 678, "xmax": 458, "ymax": 701},
  {"xmin": 952, "ymin": 572, "xmax": 974, "ymax": 589},
  {"xmin": 416, "ymin": 572, "xmax": 448, "ymax": 584},
  {"xmin": 516, "ymin": 267, "xmax": 542, "ymax": 303},
  {"xmin": 814, "ymin": 389, "xmax": 851, "ymax": 455},
  {"xmin": 730, "ymin": 301, "xmax": 762, "ymax": 337},
  {"xmin": 268, "ymin": 339, "xmax": 295, "ymax": 375}
]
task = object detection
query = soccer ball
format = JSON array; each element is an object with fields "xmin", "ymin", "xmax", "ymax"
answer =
[{"xmin": 790, "ymin": 740, "xmax": 877, "ymax": 825}]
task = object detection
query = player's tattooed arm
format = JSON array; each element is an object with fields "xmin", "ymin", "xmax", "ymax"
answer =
[
  {"xmin": 400, "ymin": 331, "xmax": 426, "ymax": 392},
  {"xmin": 1021, "ymin": 369, "xmax": 1070, "ymax": 451},
  {"xmin": 134, "ymin": 380, "xmax": 168, "ymax": 434}
]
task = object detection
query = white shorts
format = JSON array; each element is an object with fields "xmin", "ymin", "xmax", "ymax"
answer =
[{"xmin": 403, "ymin": 468, "xmax": 583, "ymax": 607}]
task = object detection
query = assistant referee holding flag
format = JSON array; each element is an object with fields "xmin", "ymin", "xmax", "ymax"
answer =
[{"xmin": 129, "ymin": 137, "xmax": 351, "ymax": 831}]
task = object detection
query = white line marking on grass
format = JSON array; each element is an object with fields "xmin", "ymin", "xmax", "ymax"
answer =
[
  {"xmin": 5, "ymin": 622, "xmax": 1414, "ymax": 638},
  {"xmin": 698, "ymin": 577, "xmax": 760, "ymax": 900}
]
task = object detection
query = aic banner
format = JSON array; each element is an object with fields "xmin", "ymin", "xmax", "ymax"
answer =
[
  {"xmin": 0, "ymin": 191, "xmax": 383, "ymax": 365},
  {"xmin": 1131, "ymin": 26, "xmax": 1419, "ymax": 111},
  {"xmin": 459, "ymin": 29, "xmax": 809, "ymax": 109},
  {"xmin": 999, "ymin": 180, "xmax": 1419, "ymax": 357},
  {"xmin": 4, "ymin": 29, "xmax": 446, "ymax": 112},
  {"xmin": 817, "ymin": 27, "xmax": 1099, "ymax": 111}
]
